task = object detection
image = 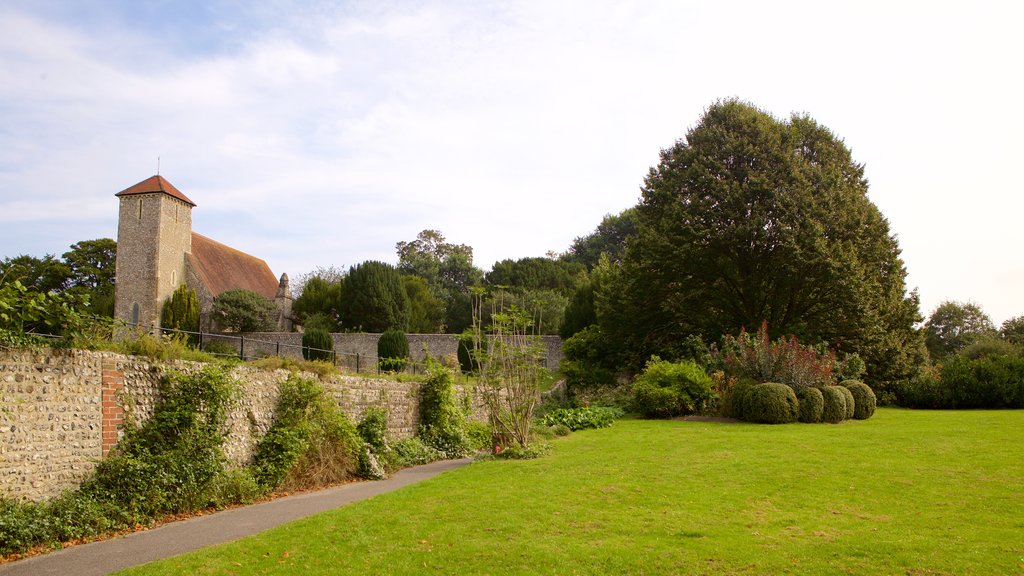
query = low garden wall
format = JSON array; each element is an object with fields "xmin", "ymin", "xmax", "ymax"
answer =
[{"xmin": 0, "ymin": 347, "xmax": 486, "ymax": 502}]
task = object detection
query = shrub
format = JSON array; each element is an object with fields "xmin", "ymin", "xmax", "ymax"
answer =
[
  {"xmin": 83, "ymin": 366, "xmax": 238, "ymax": 516},
  {"xmin": 302, "ymin": 327, "xmax": 334, "ymax": 362},
  {"xmin": 726, "ymin": 378, "xmax": 758, "ymax": 420},
  {"xmin": 465, "ymin": 420, "xmax": 493, "ymax": 451},
  {"xmin": 940, "ymin": 354, "xmax": 1024, "ymax": 408},
  {"xmin": 838, "ymin": 385, "xmax": 856, "ymax": 419},
  {"xmin": 417, "ymin": 359, "xmax": 470, "ymax": 458},
  {"xmin": 160, "ymin": 284, "xmax": 200, "ymax": 345},
  {"xmin": 212, "ymin": 289, "xmax": 276, "ymax": 332},
  {"xmin": 797, "ymin": 387, "xmax": 824, "ymax": 423},
  {"xmin": 391, "ymin": 437, "xmax": 442, "ymax": 467},
  {"xmin": 842, "ymin": 380, "xmax": 877, "ymax": 419},
  {"xmin": 744, "ymin": 383, "xmax": 798, "ymax": 424},
  {"xmin": 960, "ymin": 337, "xmax": 1021, "ymax": 360},
  {"xmin": 251, "ymin": 374, "xmax": 361, "ymax": 490},
  {"xmin": 456, "ymin": 331, "xmax": 479, "ymax": 374},
  {"xmin": 721, "ymin": 321, "xmax": 836, "ymax": 391},
  {"xmin": 542, "ymin": 407, "xmax": 623, "ymax": 430},
  {"xmin": 377, "ymin": 329, "xmax": 410, "ymax": 372},
  {"xmin": 632, "ymin": 357, "xmax": 716, "ymax": 419},
  {"xmin": 560, "ymin": 325, "xmax": 617, "ymax": 396},
  {"xmin": 820, "ymin": 386, "xmax": 847, "ymax": 423}
]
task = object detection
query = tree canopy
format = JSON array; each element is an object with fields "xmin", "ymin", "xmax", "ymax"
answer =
[
  {"xmin": 924, "ymin": 301, "xmax": 996, "ymax": 358},
  {"xmin": 562, "ymin": 208, "xmax": 638, "ymax": 270},
  {"xmin": 602, "ymin": 99, "xmax": 922, "ymax": 390},
  {"xmin": 395, "ymin": 229, "xmax": 482, "ymax": 332},
  {"xmin": 339, "ymin": 260, "xmax": 409, "ymax": 332},
  {"xmin": 212, "ymin": 289, "xmax": 276, "ymax": 332}
]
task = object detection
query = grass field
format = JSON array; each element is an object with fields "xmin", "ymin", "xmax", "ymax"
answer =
[{"xmin": 119, "ymin": 409, "xmax": 1024, "ymax": 575}]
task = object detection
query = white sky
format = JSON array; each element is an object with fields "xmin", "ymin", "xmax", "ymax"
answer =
[{"xmin": 0, "ymin": 0, "xmax": 1021, "ymax": 325}]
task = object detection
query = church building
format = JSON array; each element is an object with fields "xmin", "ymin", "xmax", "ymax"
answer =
[{"xmin": 113, "ymin": 175, "xmax": 293, "ymax": 333}]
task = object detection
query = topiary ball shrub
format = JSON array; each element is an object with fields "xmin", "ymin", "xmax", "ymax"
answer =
[
  {"xmin": 842, "ymin": 380, "xmax": 877, "ymax": 420},
  {"xmin": 302, "ymin": 327, "xmax": 334, "ymax": 362},
  {"xmin": 838, "ymin": 385, "xmax": 856, "ymax": 420},
  {"xmin": 797, "ymin": 387, "xmax": 824, "ymax": 423},
  {"xmin": 377, "ymin": 330, "xmax": 410, "ymax": 372},
  {"xmin": 632, "ymin": 357, "xmax": 715, "ymax": 419},
  {"xmin": 820, "ymin": 386, "xmax": 847, "ymax": 423},
  {"xmin": 744, "ymin": 383, "xmax": 798, "ymax": 424},
  {"xmin": 727, "ymin": 378, "xmax": 758, "ymax": 420}
]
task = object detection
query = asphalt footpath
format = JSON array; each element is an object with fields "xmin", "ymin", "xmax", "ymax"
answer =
[{"xmin": 0, "ymin": 458, "xmax": 471, "ymax": 576}]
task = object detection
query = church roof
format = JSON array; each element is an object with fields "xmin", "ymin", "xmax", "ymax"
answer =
[
  {"xmin": 187, "ymin": 232, "xmax": 278, "ymax": 299},
  {"xmin": 115, "ymin": 175, "xmax": 196, "ymax": 207}
]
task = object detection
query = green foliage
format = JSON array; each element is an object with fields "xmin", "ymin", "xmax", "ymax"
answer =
[
  {"xmin": 743, "ymin": 383, "xmax": 798, "ymax": 424},
  {"xmin": 251, "ymin": 375, "xmax": 361, "ymax": 490},
  {"xmin": 472, "ymin": 299, "xmax": 549, "ymax": 450},
  {"xmin": 417, "ymin": 359, "xmax": 471, "ymax": 458},
  {"xmin": 486, "ymin": 257, "xmax": 584, "ymax": 295},
  {"xmin": 160, "ymin": 284, "xmax": 200, "ymax": 344},
  {"xmin": 83, "ymin": 366, "xmax": 238, "ymax": 517},
  {"xmin": 117, "ymin": 332, "xmax": 217, "ymax": 363},
  {"xmin": 842, "ymin": 380, "xmax": 877, "ymax": 420},
  {"xmin": 838, "ymin": 385, "xmax": 856, "ymax": 420},
  {"xmin": 924, "ymin": 300, "xmax": 996, "ymax": 359},
  {"xmin": 632, "ymin": 357, "xmax": 715, "ymax": 419},
  {"xmin": 560, "ymin": 279, "xmax": 596, "ymax": 339},
  {"xmin": 391, "ymin": 437, "xmax": 442, "ymax": 467},
  {"xmin": 0, "ymin": 279, "xmax": 92, "ymax": 339},
  {"xmin": 559, "ymin": 324, "xmax": 618, "ymax": 396},
  {"xmin": 292, "ymin": 275, "xmax": 343, "ymax": 331},
  {"xmin": 456, "ymin": 331, "xmax": 480, "ymax": 374},
  {"xmin": 820, "ymin": 386, "xmax": 848, "ymax": 423},
  {"xmin": 797, "ymin": 387, "xmax": 824, "ymax": 423},
  {"xmin": 357, "ymin": 406, "xmax": 393, "ymax": 478},
  {"xmin": 212, "ymin": 289, "xmax": 276, "ymax": 332},
  {"xmin": 403, "ymin": 274, "xmax": 445, "ymax": 333},
  {"xmin": 0, "ymin": 253, "xmax": 70, "ymax": 293},
  {"xmin": 932, "ymin": 355, "xmax": 1024, "ymax": 409},
  {"xmin": 464, "ymin": 421, "xmax": 493, "ymax": 452},
  {"xmin": 1000, "ymin": 315, "xmax": 1024, "ymax": 345},
  {"xmin": 726, "ymin": 378, "xmax": 758, "ymax": 420},
  {"xmin": 302, "ymin": 327, "xmax": 334, "ymax": 362},
  {"xmin": 721, "ymin": 322, "xmax": 836, "ymax": 392},
  {"xmin": 377, "ymin": 329, "xmax": 409, "ymax": 372},
  {"xmin": 959, "ymin": 336, "xmax": 1021, "ymax": 360},
  {"xmin": 542, "ymin": 407, "xmax": 623, "ymax": 430},
  {"xmin": 562, "ymin": 207, "xmax": 638, "ymax": 269},
  {"xmin": 62, "ymin": 238, "xmax": 117, "ymax": 317},
  {"xmin": 339, "ymin": 260, "xmax": 410, "ymax": 332},
  {"xmin": 604, "ymin": 99, "xmax": 923, "ymax": 391}
]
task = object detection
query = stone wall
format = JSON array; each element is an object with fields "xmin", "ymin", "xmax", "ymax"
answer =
[
  {"xmin": 0, "ymin": 347, "xmax": 484, "ymax": 502},
  {"xmin": 214, "ymin": 332, "xmax": 564, "ymax": 372}
]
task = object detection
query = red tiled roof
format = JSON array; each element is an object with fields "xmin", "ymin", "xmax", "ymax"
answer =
[
  {"xmin": 115, "ymin": 175, "xmax": 196, "ymax": 207},
  {"xmin": 187, "ymin": 232, "xmax": 278, "ymax": 299}
]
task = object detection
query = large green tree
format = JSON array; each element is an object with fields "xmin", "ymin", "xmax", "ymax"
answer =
[
  {"xmin": 562, "ymin": 208, "xmax": 638, "ymax": 269},
  {"xmin": 924, "ymin": 301, "xmax": 996, "ymax": 358},
  {"xmin": 0, "ymin": 254, "xmax": 71, "ymax": 293},
  {"xmin": 396, "ymin": 230, "xmax": 483, "ymax": 332},
  {"xmin": 339, "ymin": 261, "xmax": 409, "ymax": 332},
  {"xmin": 292, "ymin": 275, "xmax": 344, "ymax": 331},
  {"xmin": 606, "ymin": 99, "xmax": 922, "ymax": 390},
  {"xmin": 62, "ymin": 238, "xmax": 117, "ymax": 316},
  {"xmin": 212, "ymin": 289, "xmax": 276, "ymax": 332},
  {"xmin": 485, "ymin": 257, "xmax": 584, "ymax": 295}
]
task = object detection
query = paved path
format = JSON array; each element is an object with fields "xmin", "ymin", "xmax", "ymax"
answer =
[{"xmin": 0, "ymin": 458, "xmax": 471, "ymax": 576}]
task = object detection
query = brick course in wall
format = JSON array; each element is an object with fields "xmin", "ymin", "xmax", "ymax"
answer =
[{"xmin": 0, "ymin": 347, "xmax": 488, "ymax": 502}]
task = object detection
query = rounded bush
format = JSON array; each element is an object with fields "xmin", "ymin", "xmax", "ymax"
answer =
[
  {"xmin": 727, "ymin": 378, "xmax": 758, "ymax": 420},
  {"xmin": 745, "ymin": 383, "xmax": 798, "ymax": 424},
  {"xmin": 838, "ymin": 385, "xmax": 856, "ymax": 419},
  {"xmin": 842, "ymin": 380, "xmax": 877, "ymax": 419},
  {"xmin": 631, "ymin": 358, "xmax": 716, "ymax": 419},
  {"xmin": 820, "ymin": 386, "xmax": 847, "ymax": 423},
  {"xmin": 377, "ymin": 330, "xmax": 409, "ymax": 372},
  {"xmin": 302, "ymin": 327, "xmax": 334, "ymax": 362},
  {"xmin": 797, "ymin": 387, "xmax": 824, "ymax": 423}
]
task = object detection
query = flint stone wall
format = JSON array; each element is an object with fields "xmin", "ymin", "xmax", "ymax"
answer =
[{"xmin": 0, "ymin": 347, "xmax": 485, "ymax": 502}]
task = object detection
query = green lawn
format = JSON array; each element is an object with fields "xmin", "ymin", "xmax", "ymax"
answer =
[{"xmin": 119, "ymin": 409, "xmax": 1024, "ymax": 575}]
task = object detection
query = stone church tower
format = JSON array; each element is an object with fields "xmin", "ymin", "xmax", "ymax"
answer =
[
  {"xmin": 113, "ymin": 175, "xmax": 294, "ymax": 333},
  {"xmin": 114, "ymin": 176, "xmax": 195, "ymax": 330}
]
